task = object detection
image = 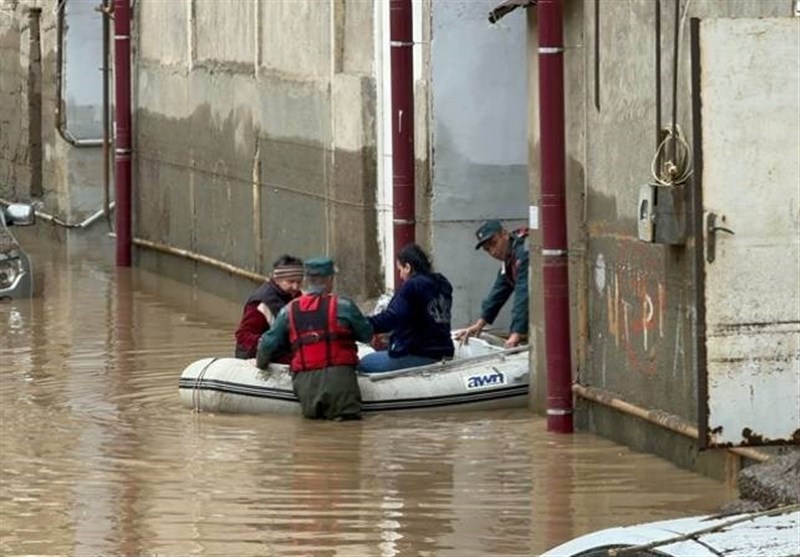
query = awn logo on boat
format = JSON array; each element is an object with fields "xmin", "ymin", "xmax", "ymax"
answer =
[{"xmin": 465, "ymin": 367, "xmax": 506, "ymax": 390}]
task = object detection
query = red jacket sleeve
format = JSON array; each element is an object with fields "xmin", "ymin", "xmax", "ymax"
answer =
[{"xmin": 234, "ymin": 303, "xmax": 268, "ymax": 356}]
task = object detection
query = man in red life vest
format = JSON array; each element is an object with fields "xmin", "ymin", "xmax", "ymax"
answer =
[{"xmin": 256, "ymin": 257, "xmax": 373, "ymax": 420}]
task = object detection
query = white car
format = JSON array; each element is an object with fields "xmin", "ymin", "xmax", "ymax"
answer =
[
  {"xmin": 0, "ymin": 203, "xmax": 35, "ymax": 300},
  {"xmin": 541, "ymin": 507, "xmax": 799, "ymax": 557}
]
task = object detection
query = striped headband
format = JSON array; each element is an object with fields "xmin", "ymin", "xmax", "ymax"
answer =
[{"xmin": 272, "ymin": 265, "xmax": 304, "ymax": 280}]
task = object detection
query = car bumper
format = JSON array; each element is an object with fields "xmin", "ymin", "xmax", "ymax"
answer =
[{"xmin": 0, "ymin": 250, "xmax": 32, "ymax": 300}]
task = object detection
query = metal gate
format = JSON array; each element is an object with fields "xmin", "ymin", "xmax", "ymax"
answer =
[{"xmin": 691, "ymin": 17, "xmax": 800, "ymax": 447}]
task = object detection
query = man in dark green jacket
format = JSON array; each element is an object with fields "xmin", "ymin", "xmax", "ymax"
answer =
[
  {"xmin": 256, "ymin": 257, "xmax": 373, "ymax": 420},
  {"xmin": 455, "ymin": 219, "xmax": 529, "ymax": 348}
]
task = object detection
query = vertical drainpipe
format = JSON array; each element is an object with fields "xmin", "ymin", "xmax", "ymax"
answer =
[
  {"xmin": 538, "ymin": 0, "xmax": 573, "ymax": 433},
  {"xmin": 390, "ymin": 0, "xmax": 415, "ymax": 284},
  {"xmin": 102, "ymin": 0, "xmax": 111, "ymax": 224},
  {"xmin": 113, "ymin": 0, "xmax": 132, "ymax": 266}
]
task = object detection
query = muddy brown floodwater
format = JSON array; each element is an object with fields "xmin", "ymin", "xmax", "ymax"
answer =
[{"xmin": 0, "ymin": 231, "xmax": 736, "ymax": 556}]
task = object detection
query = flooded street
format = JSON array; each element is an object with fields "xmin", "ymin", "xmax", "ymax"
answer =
[{"xmin": 1, "ymin": 231, "xmax": 736, "ymax": 556}]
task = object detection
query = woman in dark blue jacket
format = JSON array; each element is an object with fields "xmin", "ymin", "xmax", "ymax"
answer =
[{"xmin": 358, "ymin": 244, "xmax": 454, "ymax": 373}]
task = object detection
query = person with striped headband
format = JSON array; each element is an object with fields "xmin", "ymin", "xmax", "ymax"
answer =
[{"xmin": 234, "ymin": 254, "xmax": 304, "ymax": 361}]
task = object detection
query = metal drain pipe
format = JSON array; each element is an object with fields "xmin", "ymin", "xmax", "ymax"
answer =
[
  {"xmin": 390, "ymin": 0, "xmax": 415, "ymax": 284},
  {"xmin": 573, "ymin": 384, "xmax": 770, "ymax": 463},
  {"xmin": 538, "ymin": 0, "xmax": 573, "ymax": 433},
  {"xmin": 121, "ymin": 236, "xmax": 268, "ymax": 283},
  {"xmin": 113, "ymin": 0, "xmax": 132, "ymax": 266}
]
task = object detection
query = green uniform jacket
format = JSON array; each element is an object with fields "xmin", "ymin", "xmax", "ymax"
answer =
[
  {"xmin": 256, "ymin": 286, "xmax": 373, "ymax": 369},
  {"xmin": 480, "ymin": 230, "xmax": 529, "ymax": 335}
]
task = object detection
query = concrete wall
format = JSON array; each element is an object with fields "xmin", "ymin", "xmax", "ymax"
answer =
[
  {"xmin": 429, "ymin": 0, "xmax": 529, "ymax": 330},
  {"xmin": 526, "ymin": 0, "xmax": 792, "ymax": 472},
  {"xmin": 133, "ymin": 0, "xmax": 380, "ymax": 303},
  {"xmin": 4, "ymin": 0, "xmax": 525, "ymax": 314},
  {"xmin": 0, "ymin": 0, "xmax": 104, "ymax": 221},
  {"xmin": 0, "ymin": 1, "xmax": 32, "ymax": 198}
]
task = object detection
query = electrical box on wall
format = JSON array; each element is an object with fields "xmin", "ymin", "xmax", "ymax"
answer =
[
  {"xmin": 638, "ymin": 184, "xmax": 655, "ymax": 241},
  {"xmin": 637, "ymin": 183, "xmax": 687, "ymax": 245}
]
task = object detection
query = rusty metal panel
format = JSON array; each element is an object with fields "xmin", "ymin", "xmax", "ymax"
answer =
[{"xmin": 698, "ymin": 18, "xmax": 800, "ymax": 447}]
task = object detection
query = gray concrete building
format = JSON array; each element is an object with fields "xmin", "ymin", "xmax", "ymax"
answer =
[
  {"xmin": 514, "ymin": 0, "xmax": 799, "ymax": 477},
  {"xmin": 1, "ymin": 0, "xmax": 528, "ymax": 317},
  {"xmin": 2, "ymin": 0, "xmax": 797, "ymax": 478},
  {"xmin": 1, "ymin": 0, "xmax": 105, "ymax": 220}
]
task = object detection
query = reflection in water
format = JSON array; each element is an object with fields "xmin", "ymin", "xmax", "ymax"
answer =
[{"xmin": 0, "ymin": 233, "xmax": 736, "ymax": 556}]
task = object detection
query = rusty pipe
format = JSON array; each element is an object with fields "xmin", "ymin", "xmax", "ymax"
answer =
[
  {"xmin": 572, "ymin": 383, "xmax": 770, "ymax": 463},
  {"xmin": 123, "ymin": 236, "xmax": 267, "ymax": 283}
]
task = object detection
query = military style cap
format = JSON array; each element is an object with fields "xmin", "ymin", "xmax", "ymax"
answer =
[
  {"xmin": 305, "ymin": 257, "xmax": 335, "ymax": 277},
  {"xmin": 474, "ymin": 219, "xmax": 503, "ymax": 250}
]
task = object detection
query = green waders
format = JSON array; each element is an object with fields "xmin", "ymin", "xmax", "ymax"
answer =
[{"xmin": 291, "ymin": 365, "xmax": 362, "ymax": 420}]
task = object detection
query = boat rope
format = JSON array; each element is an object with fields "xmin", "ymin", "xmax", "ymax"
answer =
[{"xmin": 192, "ymin": 358, "xmax": 218, "ymax": 412}]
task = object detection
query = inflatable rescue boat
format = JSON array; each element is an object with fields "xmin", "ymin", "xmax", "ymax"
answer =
[{"xmin": 179, "ymin": 337, "xmax": 530, "ymax": 414}]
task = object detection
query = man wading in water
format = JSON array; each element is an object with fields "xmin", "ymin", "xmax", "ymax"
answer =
[{"xmin": 256, "ymin": 257, "xmax": 373, "ymax": 420}]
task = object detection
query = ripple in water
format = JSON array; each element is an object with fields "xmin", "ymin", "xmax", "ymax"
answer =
[{"xmin": 0, "ymin": 235, "xmax": 736, "ymax": 556}]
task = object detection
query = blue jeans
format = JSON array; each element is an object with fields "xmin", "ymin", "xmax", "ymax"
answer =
[{"xmin": 357, "ymin": 351, "xmax": 438, "ymax": 374}]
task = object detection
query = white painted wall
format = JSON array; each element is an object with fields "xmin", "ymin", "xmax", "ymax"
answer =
[{"xmin": 700, "ymin": 17, "xmax": 800, "ymax": 445}]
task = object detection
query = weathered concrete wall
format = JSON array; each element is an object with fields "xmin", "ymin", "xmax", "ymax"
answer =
[
  {"xmin": 579, "ymin": 0, "xmax": 789, "ymax": 425},
  {"xmin": 430, "ymin": 0, "xmax": 528, "ymax": 330},
  {"xmin": 133, "ymin": 0, "xmax": 380, "ymax": 302},
  {"xmin": 0, "ymin": 2, "xmax": 29, "ymax": 198},
  {"xmin": 526, "ymin": 0, "xmax": 792, "ymax": 470},
  {"xmin": 699, "ymin": 18, "xmax": 799, "ymax": 446},
  {"xmin": 0, "ymin": 0, "xmax": 104, "ymax": 221}
]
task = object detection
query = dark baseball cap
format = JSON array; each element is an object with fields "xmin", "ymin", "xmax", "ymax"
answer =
[{"xmin": 474, "ymin": 219, "xmax": 503, "ymax": 250}]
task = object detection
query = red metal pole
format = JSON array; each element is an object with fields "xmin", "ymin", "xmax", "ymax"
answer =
[
  {"xmin": 538, "ymin": 0, "xmax": 573, "ymax": 433},
  {"xmin": 113, "ymin": 0, "xmax": 132, "ymax": 266},
  {"xmin": 390, "ymin": 0, "xmax": 415, "ymax": 284}
]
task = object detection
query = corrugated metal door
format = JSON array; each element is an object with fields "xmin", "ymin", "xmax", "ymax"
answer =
[{"xmin": 692, "ymin": 17, "xmax": 800, "ymax": 447}]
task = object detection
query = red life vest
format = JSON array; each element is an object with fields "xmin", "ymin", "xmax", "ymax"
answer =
[
  {"xmin": 287, "ymin": 293, "xmax": 359, "ymax": 372},
  {"xmin": 504, "ymin": 227, "xmax": 530, "ymax": 285}
]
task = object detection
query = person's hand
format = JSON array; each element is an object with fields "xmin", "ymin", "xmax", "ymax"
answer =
[
  {"xmin": 248, "ymin": 357, "xmax": 267, "ymax": 370},
  {"xmin": 504, "ymin": 333, "xmax": 523, "ymax": 348},
  {"xmin": 454, "ymin": 319, "xmax": 486, "ymax": 345},
  {"xmin": 370, "ymin": 334, "xmax": 388, "ymax": 351}
]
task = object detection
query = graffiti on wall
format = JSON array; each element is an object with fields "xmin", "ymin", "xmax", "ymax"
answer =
[{"xmin": 594, "ymin": 252, "xmax": 680, "ymax": 377}]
